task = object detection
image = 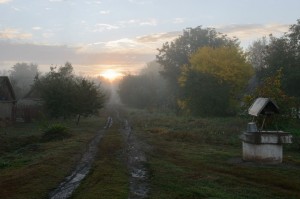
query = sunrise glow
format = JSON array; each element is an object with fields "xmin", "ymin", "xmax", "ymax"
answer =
[{"xmin": 100, "ymin": 69, "xmax": 122, "ymax": 81}]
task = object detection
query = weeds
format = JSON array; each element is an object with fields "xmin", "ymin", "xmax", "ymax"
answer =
[{"xmin": 41, "ymin": 123, "xmax": 71, "ymax": 142}]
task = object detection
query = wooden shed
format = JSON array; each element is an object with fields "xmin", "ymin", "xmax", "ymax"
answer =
[{"xmin": 0, "ymin": 76, "xmax": 16, "ymax": 123}]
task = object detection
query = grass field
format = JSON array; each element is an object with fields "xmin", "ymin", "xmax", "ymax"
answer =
[
  {"xmin": 0, "ymin": 116, "xmax": 104, "ymax": 199},
  {"xmin": 1, "ymin": 108, "xmax": 300, "ymax": 199},
  {"xmin": 127, "ymin": 110, "xmax": 300, "ymax": 199}
]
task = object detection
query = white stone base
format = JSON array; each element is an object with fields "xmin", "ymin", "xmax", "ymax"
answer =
[{"xmin": 242, "ymin": 142, "xmax": 282, "ymax": 163}]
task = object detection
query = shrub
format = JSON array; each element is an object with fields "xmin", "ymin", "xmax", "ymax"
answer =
[{"xmin": 41, "ymin": 124, "xmax": 71, "ymax": 142}]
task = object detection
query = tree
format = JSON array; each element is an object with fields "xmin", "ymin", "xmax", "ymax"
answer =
[
  {"xmin": 118, "ymin": 75, "xmax": 153, "ymax": 109},
  {"xmin": 258, "ymin": 19, "xmax": 300, "ymax": 99},
  {"xmin": 243, "ymin": 69, "xmax": 297, "ymax": 117},
  {"xmin": 156, "ymin": 26, "xmax": 238, "ymax": 111},
  {"xmin": 74, "ymin": 77, "xmax": 105, "ymax": 125},
  {"xmin": 246, "ymin": 37, "xmax": 268, "ymax": 73},
  {"xmin": 179, "ymin": 46, "xmax": 253, "ymax": 115},
  {"xmin": 188, "ymin": 46, "xmax": 253, "ymax": 111},
  {"xmin": 34, "ymin": 63, "xmax": 105, "ymax": 123},
  {"xmin": 118, "ymin": 61, "xmax": 170, "ymax": 110},
  {"xmin": 9, "ymin": 62, "xmax": 39, "ymax": 99},
  {"xmin": 179, "ymin": 69, "xmax": 231, "ymax": 116}
]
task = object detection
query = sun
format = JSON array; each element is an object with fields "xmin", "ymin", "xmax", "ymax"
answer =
[{"xmin": 100, "ymin": 69, "xmax": 122, "ymax": 81}]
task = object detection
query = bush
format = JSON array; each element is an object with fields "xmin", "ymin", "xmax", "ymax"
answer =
[{"xmin": 41, "ymin": 124, "xmax": 71, "ymax": 142}]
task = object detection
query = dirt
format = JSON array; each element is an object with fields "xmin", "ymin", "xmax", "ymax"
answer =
[
  {"xmin": 48, "ymin": 109, "xmax": 150, "ymax": 199},
  {"xmin": 48, "ymin": 129, "xmax": 106, "ymax": 199},
  {"xmin": 120, "ymin": 119, "xmax": 150, "ymax": 199}
]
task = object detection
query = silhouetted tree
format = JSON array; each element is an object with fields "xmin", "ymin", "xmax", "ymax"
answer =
[
  {"xmin": 34, "ymin": 62, "xmax": 105, "ymax": 123},
  {"xmin": 118, "ymin": 61, "xmax": 169, "ymax": 110},
  {"xmin": 9, "ymin": 62, "xmax": 39, "ymax": 99},
  {"xmin": 256, "ymin": 19, "xmax": 300, "ymax": 99}
]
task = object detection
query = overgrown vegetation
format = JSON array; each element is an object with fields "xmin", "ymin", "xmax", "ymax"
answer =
[{"xmin": 127, "ymin": 109, "xmax": 300, "ymax": 199}]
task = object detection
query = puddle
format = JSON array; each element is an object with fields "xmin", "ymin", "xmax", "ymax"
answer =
[
  {"xmin": 48, "ymin": 130, "xmax": 105, "ymax": 199},
  {"xmin": 121, "ymin": 120, "xmax": 150, "ymax": 199}
]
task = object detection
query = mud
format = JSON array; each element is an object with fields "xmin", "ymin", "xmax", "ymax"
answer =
[
  {"xmin": 48, "ymin": 110, "xmax": 150, "ymax": 199},
  {"xmin": 48, "ymin": 129, "xmax": 105, "ymax": 199},
  {"xmin": 121, "ymin": 119, "xmax": 150, "ymax": 199}
]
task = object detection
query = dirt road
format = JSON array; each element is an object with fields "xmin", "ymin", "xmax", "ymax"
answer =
[
  {"xmin": 48, "ymin": 108, "xmax": 149, "ymax": 199},
  {"xmin": 48, "ymin": 129, "xmax": 106, "ymax": 199},
  {"xmin": 121, "ymin": 119, "xmax": 150, "ymax": 199}
]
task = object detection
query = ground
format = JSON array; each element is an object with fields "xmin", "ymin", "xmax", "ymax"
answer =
[{"xmin": 0, "ymin": 106, "xmax": 300, "ymax": 199}]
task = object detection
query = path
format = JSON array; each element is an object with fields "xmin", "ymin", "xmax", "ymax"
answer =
[
  {"xmin": 120, "ymin": 119, "xmax": 150, "ymax": 199},
  {"xmin": 48, "ymin": 129, "xmax": 106, "ymax": 199},
  {"xmin": 48, "ymin": 108, "xmax": 150, "ymax": 199}
]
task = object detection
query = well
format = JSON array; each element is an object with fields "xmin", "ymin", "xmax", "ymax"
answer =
[{"xmin": 240, "ymin": 98, "xmax": 292, "ymax": 164}]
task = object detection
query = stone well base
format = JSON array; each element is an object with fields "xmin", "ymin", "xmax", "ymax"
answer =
[
  {"xmin": 240, "ymin": 131, "xmax": 292, "ymax": 164},
  {"xmin": 242, "ymin": 142, "xmax": 282, "ymax": 163}
]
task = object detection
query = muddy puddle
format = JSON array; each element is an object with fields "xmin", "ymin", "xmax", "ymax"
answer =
[
  {"xmin": 49, "ymin": 112, "xmax": 150, "ymax": 199},
  {"xmin": 121, "ymin": 120, "xmax": 150, "ymax": 199},
  {"xmin": 48, "ymin": 130, "xmax": 105, "ymax": 199}
]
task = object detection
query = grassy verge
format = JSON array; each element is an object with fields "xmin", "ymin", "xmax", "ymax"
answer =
[
  {"xmin": 71, "ymin": 126, "xmax": 128, "ymax": 199},
  {"xmin": 128, "ymin": 110, "xmax": 300, "ymax": 199},
  {"xmin": 0, "ymin": 116, "xmax": 103, "ymax": 199}
]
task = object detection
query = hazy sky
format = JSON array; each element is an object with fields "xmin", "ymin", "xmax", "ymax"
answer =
[{"xmin": 0, "ymin": 0, "xmax": 299, "ymax": 76}]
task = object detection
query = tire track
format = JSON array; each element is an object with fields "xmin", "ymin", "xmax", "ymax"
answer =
[
  {"xmin": 48, "ymin": 129, "xmax": 106, "ymax": 199},
  {"xmin": 120, "ymin": 118, "xmax": 150, "ymax": 199}
]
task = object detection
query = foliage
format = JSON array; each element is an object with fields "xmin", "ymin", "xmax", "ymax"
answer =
[
  {"xmin": 33, "ymin": 62, "xmax": 105, "ymax": 121},
  {"xmin": 257, "ymin": 19, "xmax": 300, "ymax": 99},
  {"xmin": 243, "ymin": 69, "xmax": 297, "ymax": 121},
  {"xmin": 118, "ymin": 61, "xmax": 170, "ymax": 110},
  {"xmin": 9, "ymin": 62, "xmax": 39, "ymax": 99},
  {"xmin": 156, "ymin": 26, "xmax": 239, "ymax": 109},
  {"xmin": 178, "ymin": 69, "xmax": 231, "ymax": 116},
  {"xmin": 75, "ymin": 77, "xmax": 106, "ymax": 116},
  {"xmin": 179, "ymin": 46, "xmax": 253, "ymax": 115},
  {"xmin": 246, "ymin": 36, "xmax": 268, "ymax": 73},
  {"xmin": 119, "ymin": 74, "xmax": 157, "ymax": 109},
  {"xmin": 41, "ymin": 123, "xmax": 71, "ymax": 142}
]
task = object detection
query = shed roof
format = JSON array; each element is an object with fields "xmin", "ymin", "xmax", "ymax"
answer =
[
  {"xmin": 0, "ymin": 76, "xmax": 16, "ymax": 101},
  {"xmin": 248, "ymin": 98, "xmax": 279, "ymax": 117}
]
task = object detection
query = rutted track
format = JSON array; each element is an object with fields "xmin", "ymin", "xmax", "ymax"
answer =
[
  {"xmin": 48, "ymin": 129, "xmax": 106, "ymax": 199},
  {"xmin": 48, "ymin": 107, "xmax": 150, "ymax": 199},
  {"xmin": 120, "ymin": 117, "xmax": 150, "ymax": 199}
]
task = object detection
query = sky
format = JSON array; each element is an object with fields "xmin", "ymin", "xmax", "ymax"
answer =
[{"xmin": 0, "ymin": 0, "xmax": 299, "ymax": 76}]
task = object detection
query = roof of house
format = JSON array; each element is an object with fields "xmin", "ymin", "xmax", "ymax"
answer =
[
  {"xmin": 0, "ymin": 76, "xmax": 16, "ymax": 101},
  {"xmin": 248, "ymin": 97, "xmax": 279, "ymax": 117}
]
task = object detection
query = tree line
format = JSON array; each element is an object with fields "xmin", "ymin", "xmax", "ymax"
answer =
[
  {"xmin": 3, "ymin": 62, "xmax": 106, "ymax": 124},
  {"xmin": 118, "ymin": 19, "xmax": 300, "ymax": 117}
]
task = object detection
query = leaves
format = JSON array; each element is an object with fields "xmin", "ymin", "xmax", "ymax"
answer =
[
  {"xmin": 34, "ymin": 63, "xmax": 105, "ymax": 120},
  {"xmin": 179, "ymin": 46, "xmax": 253, "ymax": 115},
  {"xmin": 156, "ymin": 26, "xmax": 239, "ymax": 108}
]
